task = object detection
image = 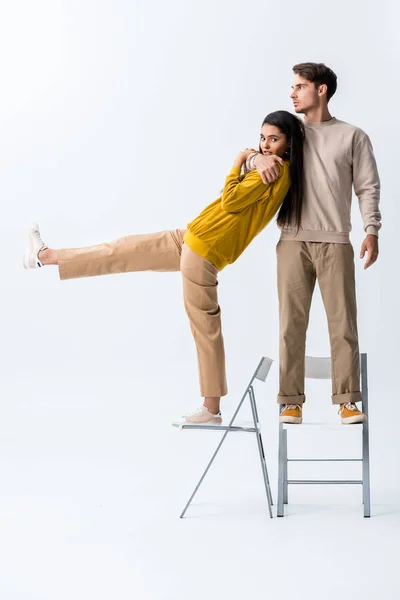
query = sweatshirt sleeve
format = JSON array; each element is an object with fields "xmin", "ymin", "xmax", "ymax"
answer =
[
  {"xmin": 220, "ymin": 165, "xmax": 272, "ymax": 213},
  {"xmin": 240, "ymin": 152, "xmax": 258, "ymax": 175},
  {"xmin": 352, "ymin": 134, "xmax": 382, "ymax": 237}
]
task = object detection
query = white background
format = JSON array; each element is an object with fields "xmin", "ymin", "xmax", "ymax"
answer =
[{"xmin": 1, "ymin": 0, "xmax": 399, "ymax": 598}]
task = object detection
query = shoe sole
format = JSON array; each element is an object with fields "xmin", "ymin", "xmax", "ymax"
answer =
[
  {"xmin": 23, "ymin": 224, "xmax": 42, "ymax": 269},
  {"xmin": 186, "ymin": 417, "xmax": 223, "ymax": 425},
  {"xmin": 23, "ymin": 247, "xmax": 32, "ymax": 269},
  {"xmin": 279, "ymin": 416, "xmax": 303, "ymax": 424},
  {"xmin": 172, "ymin": 417, "xmax": 223, "ymax": 426},
  {"xmin": 341, "ymin": 415, "xmax": 367, "ymax": 424}
]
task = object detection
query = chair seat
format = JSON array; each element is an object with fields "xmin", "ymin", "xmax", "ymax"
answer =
[
  {"xmin": 283, "ymin": 422, "xmax": 363, "ymax": 431},
  {"xmin": 174, "ymin": 419, "xmax": 258, "ymax": 432}
]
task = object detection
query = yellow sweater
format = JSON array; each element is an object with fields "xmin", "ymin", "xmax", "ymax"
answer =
[{"xmin": 184, "ymin": 161, "xmax": 291, "ymax": 270}]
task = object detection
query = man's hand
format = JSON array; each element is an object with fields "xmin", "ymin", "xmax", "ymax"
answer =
[
  {"xmin": 254, "ymin": 153, "xmax": 285, "ymax": 184},
  {"xmin": 360, "ymin": 234, "xmax": 379, "ymax": 269}
]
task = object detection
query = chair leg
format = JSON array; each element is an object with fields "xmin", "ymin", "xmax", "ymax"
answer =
[
  {"xmin": 361, "ymin": 353, "xmax": 371, "ymax": 518},
  {"xmin": 277, "ymin": 422, "xmax": 285, "ymax": 517},
  {"xmin": 179, "ymin": 421, "xmax": 234, "ymax": 518},
  {"xmin": 180, "ymin": 382, "xmax": 252, "ymax": 518},
  {"xmin": 249, "ymin": 387, "xmax": 273, "ymax": 518},
  {"xmin": 362, "ymin": 420, "xmax": 371, "ymax": 517},
  {"xmin": 283, "ymin": 429, "xmax": 288, "ymax": 505},
  {"xmin": 249, "ymin": 387, "xmax": 273, "ymax": 509}
]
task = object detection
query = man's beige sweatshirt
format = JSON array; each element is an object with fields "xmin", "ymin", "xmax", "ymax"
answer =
[{"xmin": 279, "ymin": 117, "xmax": 381, "ymax": 243}]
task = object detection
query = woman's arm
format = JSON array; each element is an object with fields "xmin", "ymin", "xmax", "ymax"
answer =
[
  {"xmin": 221, "ymin": 150, "xmax": 282, "ymax": 213},
  {"xmin": 232, "ymin": 148, "xmax": 258, "ymax": 170}
]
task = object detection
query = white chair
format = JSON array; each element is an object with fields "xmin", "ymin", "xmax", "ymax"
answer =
[
  {"xmin": 277, "ymin": 353, "xmax": 371, "ymax": 517},
  {"xmin": 174, "ymin": 357, "xmax": 274, "ymax": 518}
]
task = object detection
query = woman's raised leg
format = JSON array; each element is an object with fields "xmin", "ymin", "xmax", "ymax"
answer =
[{"xmin": 23, "ymin": 223, "xmax": 186, "ymax": 279}]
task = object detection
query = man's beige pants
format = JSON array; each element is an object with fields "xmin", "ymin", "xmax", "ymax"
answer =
[
  {"xmin": 276, "ymin": 240, "xmax": 362, "ymax": 406},
  {"xmin": 58, "ymin": 229, "xmax": 227, "ymax": 398}
]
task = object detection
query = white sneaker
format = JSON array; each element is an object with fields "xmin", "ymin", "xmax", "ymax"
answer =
[
  {"xmin": 23, "ymin": 223, "xmax": 48, "ymax": 269},
  {"xmin": 172, "ymin": 406, "xmax": 222, "ymax": 427}
]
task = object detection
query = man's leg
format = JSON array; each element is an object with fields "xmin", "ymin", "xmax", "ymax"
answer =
[
  {"xmin": 315, "ymin": 243, "xmax": 363, "ymax": 407},
  {"xmin": 277, "ymin": 241, "xmax": 316, "ymax": 406}
]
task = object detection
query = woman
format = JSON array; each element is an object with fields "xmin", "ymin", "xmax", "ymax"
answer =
[{"xmin": 23, "ymin": 110, "xmax": 304, "ymax": 424}]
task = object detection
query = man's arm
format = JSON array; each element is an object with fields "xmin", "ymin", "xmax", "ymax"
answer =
[
  {"xmin": 353, "ymin": 133, "xmax": 381, "ymax": 269},
  {"xmin": 241, "ymin": 151, "xmax": 259, "ymax": 175},
  {"xmin": 253, "ymin": 153, "xmax": 285, "ymax": 184}
]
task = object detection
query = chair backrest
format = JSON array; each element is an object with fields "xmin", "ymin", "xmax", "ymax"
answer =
[
  {"xmin": 301, "ymin": 354, "xmax": 368, "ymax": 415},
  {"xmin": 305, "ymin": 354, "xmax": 367, "ymax": 381},
  {"xmin": 305, "ymin": 356, "xmax": 332, "ymax": 379},
  {"xmin": 254, "ymin": 357, "xmax": 273, "ymax": 382}
]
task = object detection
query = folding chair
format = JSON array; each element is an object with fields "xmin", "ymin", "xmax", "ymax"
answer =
[
  {"xmin": 174, "ymin": 357, "xmax": 274, "ymax": 518},
  {"xmin": 277, "ymin": 353, "xmax": 371, "ymax": 517}
]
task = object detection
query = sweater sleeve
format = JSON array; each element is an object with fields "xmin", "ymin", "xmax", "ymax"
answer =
[
  {"xmin": 353, "ymin": 134, "xmax": 382, "ymax": 237},
  {"xmin": 220, "ymin": 166, "xmax": 272, "ymax": 213},
  {"xmin": 240, "ymin": 152, "xmax": 259, "ymax": 175}
]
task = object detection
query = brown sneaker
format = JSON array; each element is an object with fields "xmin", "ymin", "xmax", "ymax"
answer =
[
  {"xmin": 279, "ymin": 404, "xmax": 303, "ymax": 424},
  {"xmin": 339, "ymin": 402, "xmax": 367, "ymax": 424}
]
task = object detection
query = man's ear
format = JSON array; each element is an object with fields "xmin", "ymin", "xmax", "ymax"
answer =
[{"xmin": 318, "ymin": 84, "xmax": 328, "ymax": 97}]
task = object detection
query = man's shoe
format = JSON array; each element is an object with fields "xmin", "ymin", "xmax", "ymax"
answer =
[
  {"xmin": 279, "ymin": 404, "xmax": 303, "ymax": 424},
  {"xmin": 23, "ymin": 223, "xmax": 47, "ymax": 269},
  {"xmin": 172, "ymin": 406, "xmax": 222, "ymax": 426},
  {"xmin": 339, "ymin": 403, "xmax": 367, "ymax": 424}
]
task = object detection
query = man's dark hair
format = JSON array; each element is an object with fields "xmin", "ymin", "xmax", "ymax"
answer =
[{"xmin": 293, "ymin": 62, "xmax": 338, "ymax": 102}]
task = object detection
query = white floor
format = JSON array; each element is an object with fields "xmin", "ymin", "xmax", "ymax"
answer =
[{"xmin": 1, "ymin": 370, "xmax": 398, "ymax": 600}]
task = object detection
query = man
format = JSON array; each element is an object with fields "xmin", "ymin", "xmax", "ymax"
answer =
[{"xmin": 250, "ymin": 62, "xmax": 381, "ymax": 424}]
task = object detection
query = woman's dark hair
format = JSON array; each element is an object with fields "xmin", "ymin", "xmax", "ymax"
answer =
[{"xmin": 261, "ymin": 110, "xmax": 304, "ymax": 232}]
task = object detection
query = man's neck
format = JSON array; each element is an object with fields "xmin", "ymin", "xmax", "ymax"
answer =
[{"xmin": 304, "ymin": 107, "xmax": 333, "ymax": 123}]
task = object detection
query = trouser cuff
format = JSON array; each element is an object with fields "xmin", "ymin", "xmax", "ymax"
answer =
[
  {"xmin": 332, "ymin": 391, "xmax": 362, "ymax": 405},
  {"xmin": 277, "ymin": 394, "xmax": 305, "ymax": 405},
  {"xmin": 201, "ymin": 387, "xmax": 228, "ymax": 398}
]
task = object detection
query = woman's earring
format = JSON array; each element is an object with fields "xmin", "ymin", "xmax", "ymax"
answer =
[{"xmin": 285, "ymin": 144, "xmax": 292, "ymax": 162}]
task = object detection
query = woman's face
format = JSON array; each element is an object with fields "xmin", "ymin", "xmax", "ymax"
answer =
[{"xmin": 259, "ymin": 124, "xmax": 289, "ymax": 158}]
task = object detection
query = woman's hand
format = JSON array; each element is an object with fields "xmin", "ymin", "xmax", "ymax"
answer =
[
  {"xmin": 233, "ymin": 148, "xmax": 258, "ymax": 169},
  {"xmin": 240, "ymin": 147, "xmax": 259, "ymax": 159}
]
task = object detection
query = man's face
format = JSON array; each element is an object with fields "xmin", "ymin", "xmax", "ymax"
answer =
[{"xmin": 290, "ymin": 74, "xmax": 320, "ymax": 114}]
